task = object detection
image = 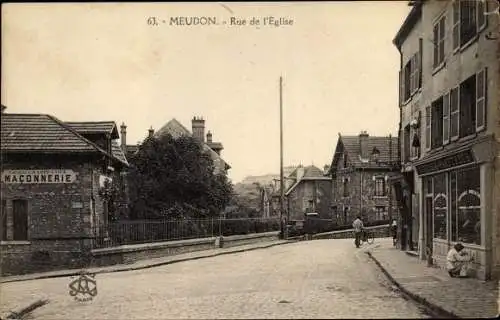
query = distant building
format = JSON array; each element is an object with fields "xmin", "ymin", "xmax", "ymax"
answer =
[
  {"xmin": 327, "ymin": 131, "xmax": 399, "ymax": 225},
  {"xmin": 284, "ymin": 165, "xmax": 332, "ymax": 221},
  {"xmin": 1, "ymin": 110, "xmax": 128, "ymax": 276},
  {"xmin": 123, "ymin": 117, "xmax": 230, "ymax": 175}
]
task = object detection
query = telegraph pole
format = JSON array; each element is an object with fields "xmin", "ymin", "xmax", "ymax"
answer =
[{"xmin": 279, "ymin": 76, "xmax": 286, "ymax": 239}]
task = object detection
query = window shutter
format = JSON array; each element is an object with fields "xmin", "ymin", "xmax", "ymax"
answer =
[
  {"xmin": 433, "ymin": 24, "xmax": 439, "ymax": 68},
  {"xmin": 399, "ymin": 69, "xmax": 404, "ymax": 106},
  {"xmin": 450, "ymin": 86, "xmax": 460, "ymax": 140},
  {"xmin": 439, "ymin": 18, "xmax": 445, "ymax": 65},
  {"xmin": 425, "ymin": 106, "xmax": 431, "ymax": 150},
  {"xmin": 409, "ymin": 57, "xmax": 415, "ymax": 94},
  {"xmin": 477, "ymin": 0, "xmax": 487, "ymax": 32},
  {"xmin": 418, "ymin": 38, "xmax": 423, "ymax": 89},
  {"xmin": 452, "ymin": 0, "xmax": 460, "ymax": 51},
  {"xmin": 443, "ymin": 92, "xmax": 450, "ymax": 144},
  {"xmin": 476, "ymin": 68, "xmax": 487, "ymax": 131}
]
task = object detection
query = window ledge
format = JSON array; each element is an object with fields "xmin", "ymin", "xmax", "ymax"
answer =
[
  {"xmin": 459, "ymin": 34, "xmax": 479, "ymax": 53},
  {"xmin": 1, "ymin": 241, "xmax": 31, "ymax": 245},
  {"xmin": 432, "ymin": 62, "xmax": 446, "ymax": 76}
]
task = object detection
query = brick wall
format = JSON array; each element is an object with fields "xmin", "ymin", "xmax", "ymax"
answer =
[
  {"xmin": 333, "ymin": 168, "xmax": 397, "ymax": 224},
  {"xmin": 0, "ymin": 153, "xmax": 112, "ymax": 276}
]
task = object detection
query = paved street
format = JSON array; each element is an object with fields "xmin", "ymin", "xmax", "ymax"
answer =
[{"xmin": 2, "ymin": 239, "xmax": 431, "ymax": 319}]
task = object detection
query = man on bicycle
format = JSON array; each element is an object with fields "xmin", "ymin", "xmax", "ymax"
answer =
[{"xmin": 352, "ymin": 216, "xmax": 364, "ymax": 248}]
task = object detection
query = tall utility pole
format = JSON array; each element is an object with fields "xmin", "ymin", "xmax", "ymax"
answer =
[{"xmin": 279, "ymin": 76, "xmax": 286, "ymax": 238}]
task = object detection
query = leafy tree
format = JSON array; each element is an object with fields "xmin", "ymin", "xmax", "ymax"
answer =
[{"xmin": 127, "ymin": 134, "xmax": 233, "ymax": 219}]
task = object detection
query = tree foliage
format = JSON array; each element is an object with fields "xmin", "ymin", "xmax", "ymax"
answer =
[{"xmin": 127, "ymin": 134, "xmax": 233, "ymax": 219}]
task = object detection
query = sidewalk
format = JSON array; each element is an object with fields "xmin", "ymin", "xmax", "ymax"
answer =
[
  {"xmin": 0, "ymin": 239, "xmax": 291, "ymax": 319},
  {"xmin": 366, "ymin": 238, "xmax": 499, "ymax": 318}
]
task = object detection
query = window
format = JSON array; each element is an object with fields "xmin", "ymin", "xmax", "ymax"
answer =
[
  {"xmin": 374, "ymin": 177, "xmax": 386, "ymax": 197},
  {"xmin": 459, "ymin": 74, "xmax": 476, "ymax": 138},
  {"xmin": 404, "ymin": 61, "xmax": 411, "ymax": 101},
  {"xmin": 476, "ymin": 68, "xmax": 487, "ymax": 131},
  {"xmin": 431, "ymin": 97, "xmax": 444, "ymax": 149},
  {"xmin": 433, "ymin": 173, "xmax": 447, "ymax": 240},
  {"xmin": 433, "ymin": 15, "xmax": 446, "ymax": 68},
  {"xmin": 457, "ymin": 0, "xmax": 488, "ymax": 48},
  {"xmin": 343, "ymin": 178, "xmax": 349, "ymax": 197},
  {"xmin": 425, "ymin": 106, "xmax": 431, "ymax": 150},
  {"xmin": 450, "ymin": 86, "xmax": 460, "ymax": 140},
  {"xmin": 12, "ymin": 199, "xmax": 28, "ymax": 241},
  {"xmin": 454, "ymin": 166, "xmax": 481, "ymax": 245},
  {"xmin": 343, "ymin": 153, "xmax": 348, "ymax": 168},
  {"xmin": 375, "ymin": 206, "xmax": 386, "ymax": 221},
  {"xmin": 1, "ymin": 200, "xmax": 6, "ymax": 241}
]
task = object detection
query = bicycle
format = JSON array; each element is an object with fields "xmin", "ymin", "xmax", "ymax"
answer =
[{"xmin": 361, "ymin": 230, "xmax": 375, "ymax": 245}]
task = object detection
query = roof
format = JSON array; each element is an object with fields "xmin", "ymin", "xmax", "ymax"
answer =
[
  {"xmin": 65, "ymin": 121, "xmax": 119, "ymax": 139},
  {"xmin": 285, "ymin": 165, "xmax": 331, "ymax": 196},
  {"xmin": 393, "ymin": 0, "xmax": 423, "ymax": 49},
  {"xmin": 329, "ymin": 134, "xmax": 399, "ymax": 174},
  {"xmin": 1, "ymin": 113, "xmax": 127, "ymax": 166},
  {"xmin": 111, "ymin": 140, "xmax": 129, "ymax": 166},
  {"xmin": 126, "ymin": 144, "xmax": 139, "ymax": 155},
  {"xmin": 154, "ymin": 118, "xmax": 231, "ymax": 170}
]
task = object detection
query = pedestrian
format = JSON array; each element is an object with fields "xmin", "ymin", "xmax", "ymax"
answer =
[
  {"xmin": 390, "ymin": 219, "xmax": 397, "ymax": 246},
  {"xmin": 352, "ymin": 216, "xmax": 364, "ymax": 248},
  {"xmin": 446, "ymin": 243, "xmax": 471, "ymax": 278}
]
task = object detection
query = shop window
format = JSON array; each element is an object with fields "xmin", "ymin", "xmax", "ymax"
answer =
[
  {"xmin": 1, "ymin": 200, "xmax": 6, "ymax": 241},
  {"xmin": 12, "ymin": 199, "xmax": 28, "ymax": 241},
  {"xmin": 433, "ymin": 173, "xmax": 447, "ymax": 240},
  {"xmin": 455, "ymin": 166, "xmax": 481, "ymax": 245}
]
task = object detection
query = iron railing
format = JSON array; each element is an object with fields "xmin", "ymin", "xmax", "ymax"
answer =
[{"xmin": 92, "ymin": 217, "xmax": 281, "ymax": 249}]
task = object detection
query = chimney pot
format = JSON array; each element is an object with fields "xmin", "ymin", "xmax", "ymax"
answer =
[
  {"xmin": 359, "ymin": 131, "xmax": 369, "ymax": 159},
  {"xmin": 148, "ymin": 126, "xmax": 154, "ymax": 138}
]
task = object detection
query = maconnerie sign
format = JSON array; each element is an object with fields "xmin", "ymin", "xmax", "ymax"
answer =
[{"xmin": 1, "ymin": 169, "xmax": 77, "ymax": 184}]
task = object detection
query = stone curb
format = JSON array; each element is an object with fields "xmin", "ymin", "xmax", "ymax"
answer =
[
  {"xmin": 1, "ymin": 240, "xmax": 297, "ymax": 284},
  {"xmin": 0, "ymin": 298, "xmax": 49, "ymax": 320},
  {"xmin": 366, "ymin": 251, "xmax": 460, "ymax": 319}
]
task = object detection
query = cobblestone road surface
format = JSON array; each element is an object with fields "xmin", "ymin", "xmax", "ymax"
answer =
[{"xmin": 15, "ymin": 239, "xmax": 430, "ymax": 319}]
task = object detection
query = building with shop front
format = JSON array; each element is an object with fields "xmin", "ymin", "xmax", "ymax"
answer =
[
  {"xmin": 392, "ymin": 0, "xmax": 500, "ymax": 280},
  {"xmin": 0, "ymin": 109, "xmax": 128, "ymax": 275},
  {"xmin": 327, "ymin": 132, "xmax": 399, "ymax": 225}
]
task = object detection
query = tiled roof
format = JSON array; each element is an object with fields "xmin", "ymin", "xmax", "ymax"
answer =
[
  {"xmin": 285, "ymin": 165, "xmax": 330, "ymax": 196},
  {"xmin": 111, "ymin": 140, "xmax": 129, "ymax": 166},
  {"xmin": 303, "ymin": 165, "xmax": 325, "ymax": 178},
  {"xmin": 1, "ymin": 113, "xmax": 128, "ymax": 166},
  {"xmin": 1, "ymin": 114, "xmax": 103, "ymax": 152},
  {"xmin": 154, "ymin": 118, "xmax": 231, "ymax": 170},
  {"xmin": 65, "ymin": 121, "xmax": 119, "ymax": 139},
  {"xmin": 329, "ymin": 134, "xmax": 398, "ymax": 173}
]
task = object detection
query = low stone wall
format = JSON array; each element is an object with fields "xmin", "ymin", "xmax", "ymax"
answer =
[
  {"xmin": 0, "ymin": 232, "xmax": 280, "ymax": 276},
  {"xmin": 91, "ymin": 231, "xmax": 280, "ymax": 268},
  {"xmin": 310, "ymin": 224, "xmax": 391, "ymax": 240}
]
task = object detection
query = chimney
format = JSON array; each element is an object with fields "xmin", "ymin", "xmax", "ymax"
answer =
[
  {"xmin": 1, "ymin": 105, "xmax": 6, "ymax": 113},
  {"xmin": 359, "ymin": 131, "xmax": 369, "ymax": 159},
  {"xmin": 148, "ymin": 126, "xmax": 154, "ymax": 138},
  {"xmin": 120, "ymin": 122, "xmax": 127, "ymax": 151},
  {"xmin": 296, "ymin": 165, "xmax": 305, "ymax": 181},
  {"xmin": 192, "ymin": 116, "xmax": 205, "ymax": 143},
  {"xmin": 206, "ymin": 130, "xmax": 213, "ymax": 143},
  {"xmin": 323, "ymin": 164, "xmax": 330, "ymax": 174},
  {"xmin": 389, "ymin": 134, "xmax": 393, "ymax": 164}
]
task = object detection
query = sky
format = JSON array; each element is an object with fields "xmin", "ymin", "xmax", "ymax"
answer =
[{"xmin": 2, "ymin": 2, "xmax": 411, "ymax": 183}]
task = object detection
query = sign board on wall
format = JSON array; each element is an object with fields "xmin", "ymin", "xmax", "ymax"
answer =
[{"xmin": 1, "ymin": 169, "xmax": 77, "ymax": 184}]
